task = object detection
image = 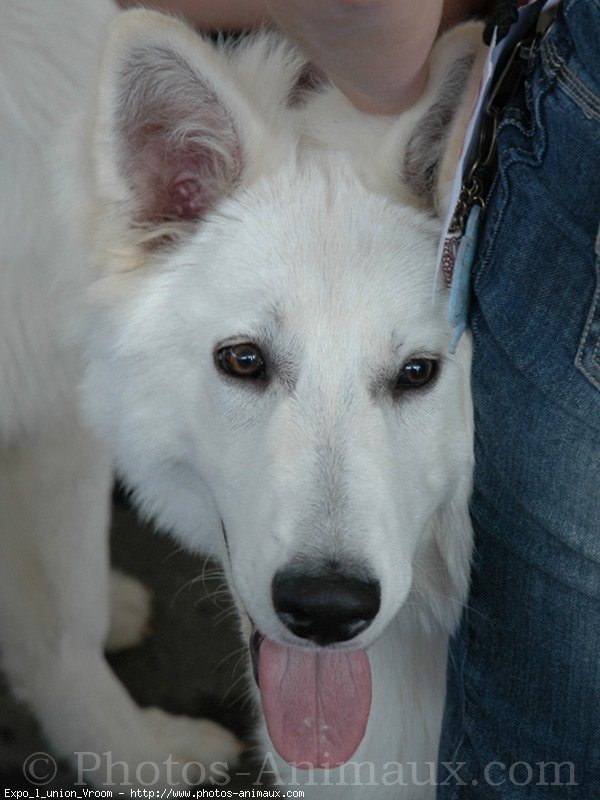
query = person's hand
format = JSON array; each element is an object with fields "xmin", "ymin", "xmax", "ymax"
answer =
[
  {"xmin": 265, "ymin": 0, "xmax": 445, "ymax": 115},
  {"xmin": 116, "ymin": 0, "xmax": 489, "ymax": 115}
]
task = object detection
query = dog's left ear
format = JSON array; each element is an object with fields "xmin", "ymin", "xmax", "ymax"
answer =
[
  {"xmin": 400, "ymin": 22, "xmax": 486, "ymax": 216},
  {"xmin": 93, "ymin": 10, "xmax": 262, "ymax": 240}
]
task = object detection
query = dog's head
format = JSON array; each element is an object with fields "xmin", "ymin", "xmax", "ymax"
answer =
[{"xmin": 80, "ymin": 11, "xmax": 483, "ymax": 768}]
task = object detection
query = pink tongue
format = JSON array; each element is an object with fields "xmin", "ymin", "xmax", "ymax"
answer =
[{"xmin": 258, "ymin": 638, "xmax": 372, "ymax": 768}]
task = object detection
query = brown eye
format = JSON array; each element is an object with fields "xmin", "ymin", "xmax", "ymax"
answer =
[
  {"xmin": 395, "ymin": 358, "xmax": 438, "ymax": 389},
  {"xmin": 216, "ymin": 343, "xmax": 266, "ymax": 380}
]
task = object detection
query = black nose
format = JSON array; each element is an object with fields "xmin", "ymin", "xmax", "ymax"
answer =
[{"xmin": 272, "ymin": 566, "xmax": 381, "ymax": 646}]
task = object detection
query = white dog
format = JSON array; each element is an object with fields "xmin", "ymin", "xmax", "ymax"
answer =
[{"xmin": 0, "ymin": 0, "xmax": 482, "ymax": 794}]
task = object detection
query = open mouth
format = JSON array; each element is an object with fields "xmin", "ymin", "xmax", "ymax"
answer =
[{"xmin": 250, "ymin": 628, "xmax": 372, "ymax": 768}]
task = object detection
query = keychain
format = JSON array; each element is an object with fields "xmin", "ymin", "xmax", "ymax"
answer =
[
  {"xmin": 448, "ymin": 204, "xmax": 481, "ymax": 354},
  {"xmin": 439, "ymin": 0, "xmax": 557, "ymax": 351}
]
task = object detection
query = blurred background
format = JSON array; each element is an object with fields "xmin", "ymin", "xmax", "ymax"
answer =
[{"xmin": 0, "ymin": 490, "xmax": 261, "ymax": 790}]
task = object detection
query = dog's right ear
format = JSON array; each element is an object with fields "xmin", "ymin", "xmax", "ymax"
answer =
[
  {"xmin": 93, "ymin": 11, "xmax": 261, "ymax": 244},
  {"xmin": 397, "ymin": 22, "xmax": 487, "ymax": 216}
]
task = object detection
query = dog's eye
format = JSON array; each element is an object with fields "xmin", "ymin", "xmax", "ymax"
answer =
[
  {"xmin": 395, "ymin": 358, "xmax": 438, "ymax": 389},
  {"xmin": 216, "ymin": 343, "xmax": 266, "ymax": 380}
]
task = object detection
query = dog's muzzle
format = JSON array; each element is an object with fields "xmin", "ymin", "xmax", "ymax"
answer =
[
  {"xmin": 271, "ymin": 567, "xmax": 381, "ymax": 646},
  {"xmin": 249, "ymin": 561, "xmax": 379, "ymax": 771}
]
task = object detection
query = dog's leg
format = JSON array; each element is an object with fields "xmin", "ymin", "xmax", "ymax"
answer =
[
  {"xmin": 0, "ymin": 412, "xmax": 240, "ymax": 788},
  {"xmin": 105, "ymin": 569, "xmax": 152, "ymax": 652}
]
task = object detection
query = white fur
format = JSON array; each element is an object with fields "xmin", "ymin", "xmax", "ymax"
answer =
[
  {"xmin": 0, "ymin": 0, "xmax": 241, "ymax": 788},
  {"xmin": 0, "ymin": 1, "xmax": 482, "ymax": 794},
  {"xmin": 105, "ymin": 569, "xmax": 152, "ymax": 652}
]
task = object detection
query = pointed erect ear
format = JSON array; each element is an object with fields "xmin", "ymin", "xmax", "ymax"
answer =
[
  {"xmin": 401, "ymin": 22, "xmax": 487, "ymax": 215},
  {"xmin": 94, "ymin": 10, "xmax": 260, "ymax": 236}
]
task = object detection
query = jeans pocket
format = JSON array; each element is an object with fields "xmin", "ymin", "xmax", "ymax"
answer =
[{"xmin": 575, "ymin": 224, "xmax": 600, "ymax": 391}]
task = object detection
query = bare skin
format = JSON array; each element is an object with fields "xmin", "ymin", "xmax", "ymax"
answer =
[{"xmin": 116, "ymin": 0, "xmax": 492, "ymax": 114}]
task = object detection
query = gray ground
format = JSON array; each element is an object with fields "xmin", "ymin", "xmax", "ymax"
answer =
[{"xmin": 0, "ymin": 491, "xmax": 261, "ymax": 792}]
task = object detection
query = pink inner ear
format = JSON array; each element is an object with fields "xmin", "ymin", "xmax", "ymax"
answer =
[
  {"xmin": 128, "ymin": 129, "xmax": 241, "ymax": 225},
  {"xmin": 167, "ymin": 173, "xmax": 206, "ymax": 221},
  {"xmin": 121, "ymin": 103, "xmax": 242, "ymax": 226},
  {"xmin": 114, "ymin": 47, "xmax": 244, "ymax": 229}
]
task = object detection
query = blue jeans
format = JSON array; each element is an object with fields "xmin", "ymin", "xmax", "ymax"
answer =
[{"xmin": 437, "ymin": 1, "xmax": 600, "ymax": 797}]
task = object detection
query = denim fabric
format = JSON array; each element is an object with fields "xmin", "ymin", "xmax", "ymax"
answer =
[{"xmin": 438, "ymin": 1, "xmax": 600, "ymax": 797}]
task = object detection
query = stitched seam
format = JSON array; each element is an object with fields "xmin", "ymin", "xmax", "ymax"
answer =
[
  {"xmin": 544, "ymin": 38, "xmax": 600, "ymax": 119},
  {"xmin": 594, "ymin": 321, "xmax": 600, "ymax": 369},
  {"xmin": 474, "ymin": 44, "xmax": 556, "ymax": 288},
  {"xmin": 575, "ymin": 254, "xmax": 600, "ymax": 390},
  {"xmin": 557, "ymin": 74, "xmax": 600, "ymax": 120},
  {"xmin": 473, "ymin": 146, "xmax": 544, "ymax": 294},
  {"xmin": 542, "ymin": 36, "xmax": 600, "ymax": 388}
]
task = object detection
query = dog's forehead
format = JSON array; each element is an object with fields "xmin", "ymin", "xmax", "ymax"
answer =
[
  {"xmin": 206, "ymin": 156, "xmax": 443, "ymax": 328},
  {"xmin": 169, "ymin": 151, "xmax": 452, "ymax": 374}
]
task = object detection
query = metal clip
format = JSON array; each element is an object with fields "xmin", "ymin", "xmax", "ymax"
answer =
[{"xmin": 449, "ymin": 24, "xmax": 543, "ymax": 236}]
